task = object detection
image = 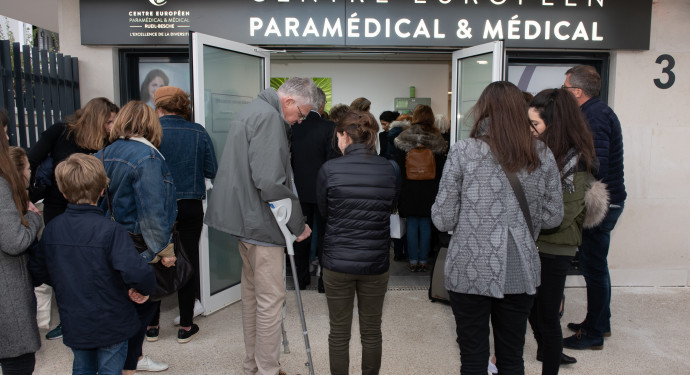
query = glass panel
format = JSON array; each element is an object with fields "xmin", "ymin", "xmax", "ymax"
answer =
[
  {"xmin": 507, "ymin": 64, "xmax": 571, "ymax": 94},
  {"xmin": 202, "ymin": 44, "xmax": 264, "ymax": 295},
  {"xmin": 456, "ymin": 52, "xmax": 493, "ymax": 141}
]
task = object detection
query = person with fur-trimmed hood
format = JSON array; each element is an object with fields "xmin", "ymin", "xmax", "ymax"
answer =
[{"xmin": 393, "ymin": 105, "xmax": 448, "ymax": 272}]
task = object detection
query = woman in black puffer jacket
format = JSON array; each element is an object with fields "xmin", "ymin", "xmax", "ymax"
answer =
[{"xmin": 316, "ymin": 111, "xmax": 399, "ymax": 375}]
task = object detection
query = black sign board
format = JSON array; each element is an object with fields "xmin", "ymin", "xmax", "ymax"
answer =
[{"xmin": 80, "ymin": 0, "xmax": 653, "ymax": 50}]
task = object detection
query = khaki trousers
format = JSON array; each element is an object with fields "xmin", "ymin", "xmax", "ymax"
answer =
[{"xmin": 238, "ymin": 241, "xmax": 286, "ymax": 375}]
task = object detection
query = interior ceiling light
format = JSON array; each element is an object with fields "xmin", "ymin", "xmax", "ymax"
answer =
[{"xmin": 477, "ymin": 60, "xmax": 489, "ymax": 65}]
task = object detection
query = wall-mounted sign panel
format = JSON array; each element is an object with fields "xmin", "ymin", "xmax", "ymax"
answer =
[{"xmin": 80, "ymin": 0, "xmax": 653, "ymax": 50}]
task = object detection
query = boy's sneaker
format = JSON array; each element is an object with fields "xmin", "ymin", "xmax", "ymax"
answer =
[
  {"xmin": 145, "ymin": 327, "xmax": 159, "ymax": 342},
  {"xmin": 45, "ymin": 324, "xmax": 63, "ymax": 340},
  {"xmin": 177, "ymin": 324, "xmax": 199, "ymax": 343},
  {"xmin": 173, "ymin": 300, "xmax": 204, "ymax": 326},
  {"xmin": 136, "ymin": 355, "xmax": 168, "ymax": 372}
]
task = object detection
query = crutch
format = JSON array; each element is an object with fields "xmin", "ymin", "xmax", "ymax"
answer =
[
  {"xmin": 281, "ymin": 260, "xmax": 290, "ymax": 354},
  {"xmin": 269, "ymin": 198, "xmax": 315, "ymax": 375}
]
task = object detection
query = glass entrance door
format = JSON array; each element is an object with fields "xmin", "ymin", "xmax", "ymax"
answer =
[
  {"xmin": 450, "ymin": 41, "xmax": 504, "ymax": 145},
  {"xmin": 190, "ymin": 31, "xmax": 270, "ymax": 314}
]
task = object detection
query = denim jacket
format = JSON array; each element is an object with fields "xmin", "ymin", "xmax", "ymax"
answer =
[
  {"xmin": 159, "ymin": 115, "xmax": 218, "ymax": 200},
  {"xmin": 95, "ymin": 138, "xmax": 177, "ymax": 262}
]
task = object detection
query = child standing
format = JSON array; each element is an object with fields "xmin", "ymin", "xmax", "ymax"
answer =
[{"xmin": 30, "ymin": 153, "xmax": 155, "ymax": 375}]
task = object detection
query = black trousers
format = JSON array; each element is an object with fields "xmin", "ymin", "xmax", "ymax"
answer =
[
  {"xmin": 528, "ymin": 254, "xmax": 572, "ymax": 375},
  {"xmin": 291, "ymin": 202, "xmax": 324, "ymax": 289},
  {"xmin": 449, "ymin": 291, "xmax": 535, "ymax": 375},
  {"xmin": 124, "ymin": 300, "xmax": 159, "ymax": 370},
  {"xmin": 0, "ymin": 352, "xmax": 36, "ymax": 375},
  {"xmin": 149, "ymin": 199, "xmax": 203, "ymax": 327}
]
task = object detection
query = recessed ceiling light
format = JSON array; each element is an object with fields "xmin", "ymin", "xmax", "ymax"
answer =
[{"xmin": 477, "ymin": 60, "xmax": 488, "ymax": 65}]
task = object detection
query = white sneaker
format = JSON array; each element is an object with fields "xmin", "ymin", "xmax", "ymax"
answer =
[
  {"xmin": 173, "ymin": 300, "xmax": 204, "ymax": 326},
  {"xmin": 487, "ymin": 360, "xmax": 498, "ymax": 375},
  {"xmin": 136, "ymin": 355, "xmax": 169, "ymax": 372}
]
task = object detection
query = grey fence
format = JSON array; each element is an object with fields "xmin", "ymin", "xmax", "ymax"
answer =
[{"xmin": 0, "ymin": 40, "xmax": 80, "ymax": 149}]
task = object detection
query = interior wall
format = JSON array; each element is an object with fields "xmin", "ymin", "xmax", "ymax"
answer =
[{"xmin": 271, "ymin": 60, "xmax": 451, "ymax": 122}]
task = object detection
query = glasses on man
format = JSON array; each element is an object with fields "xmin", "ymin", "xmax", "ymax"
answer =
[
  {"xmin": 561, "ymin": 85, "xmax": 579, "ymax": 90},
  {"xmin": 296, "ymin": 105, "xmax": 307, "ymax": 121}
]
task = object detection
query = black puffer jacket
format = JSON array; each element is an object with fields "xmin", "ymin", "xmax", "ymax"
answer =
[
  {"xmin": 316, "ymin": 143, "xmax": 399, "ymax": 275},
  {"xmin": 394, "ymin": 124, "xmax": 448, "ymax": 217}
]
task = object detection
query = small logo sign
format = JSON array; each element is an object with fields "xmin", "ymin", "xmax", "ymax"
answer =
[{"xmin": 149, "ymin": 0, "xmax": 167, "ymax": 6}]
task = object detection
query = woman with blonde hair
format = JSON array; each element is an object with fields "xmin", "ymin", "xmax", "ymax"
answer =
[
  {"xmin": 0, "ymin": 135, "xmax": 42, "ymax": 374},
  {"xmin": 350, "ymin": 97, "xmax": 371, "ymax": 112},
  {"xmin": 96, "ymin": 100, "xmax": 177, "ymax": 374},
  {"xmin": 29, "ymin": 97, "xmax": 118, "ymax": 223}
]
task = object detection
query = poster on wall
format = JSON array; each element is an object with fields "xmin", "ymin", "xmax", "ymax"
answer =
[
  {"xmin": 271, "ymin": 77, "xmax": 332, "ymax": 113},
  {"xmin": 138, "ymin": 62, "xmax": 190, "ymax": 108}
]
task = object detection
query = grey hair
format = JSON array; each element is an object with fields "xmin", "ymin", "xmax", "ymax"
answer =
[
  {"xmin": 315, "ymin": 88, "xmax": 326, "ymax": 110},
  {"xmin": 434, "ymin": 114, "xmax": 450, "ymax": 133},
  {"xmin": 566, "ymin": 65, "xmax": 601, "ymax": 97},
  {"xmin": 277, "ymin": 77, "xmax": 318, "ymax": 108}
]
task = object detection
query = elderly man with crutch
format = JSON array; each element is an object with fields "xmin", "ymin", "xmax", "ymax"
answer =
[{"xmin": 205, "ymin": 77, "xmax": 318, "ymax": 375}]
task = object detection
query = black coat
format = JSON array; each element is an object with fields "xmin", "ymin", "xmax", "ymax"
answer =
[
  {"xmin": 291, "ymin": 111, "xmax": 340, "ymax": 204},
  {"xmin": 316, "ymin": 143, "xmax": 399, "ymax": 275},
  {"xmin": 393, "ymin": 124, "xmax": 448, "ymax": 218},
  {"xmin": 28, "ymin": 123, "xmax": 98, "ymax": 222}
]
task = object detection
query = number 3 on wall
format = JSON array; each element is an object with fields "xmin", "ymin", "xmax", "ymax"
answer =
[{"xmin": 654, "ymin": 54, "xmax": 675, "ymax": 89}]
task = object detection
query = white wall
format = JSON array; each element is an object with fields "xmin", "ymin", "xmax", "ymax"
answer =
[
  {"xmin": 271, "ymin": 60, "xmax": 451, "ymax": 121},
  {"xmin": 59, "ymin": 0, "xmax": 119, "ymax": 107},
  {"xmin": 599, "ymin": 0, "xmax": 690, "ymax": 286}
]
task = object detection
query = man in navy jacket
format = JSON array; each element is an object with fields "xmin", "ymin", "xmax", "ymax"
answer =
[{"xmin": 561, "ymin": 65, "xmax": 626, "ymax": 351}]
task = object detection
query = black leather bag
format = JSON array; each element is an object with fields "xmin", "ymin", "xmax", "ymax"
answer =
[
  {"xmin": 129, "ymin": 229, "xmax": 194, "ymax": 301},
  {"xmin": 101, "ymin": 148, "xmax": 193, "ymax": 301}
]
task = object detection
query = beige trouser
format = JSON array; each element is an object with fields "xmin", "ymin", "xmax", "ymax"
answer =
[{"xmin": 238, "ymin": 241, "xmax": 286, "ymax": 375}]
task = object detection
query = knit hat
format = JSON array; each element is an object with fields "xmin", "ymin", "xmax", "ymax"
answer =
[{"xmin": 154, "ymin": 86, "xmax": 185, "ymax": 105}]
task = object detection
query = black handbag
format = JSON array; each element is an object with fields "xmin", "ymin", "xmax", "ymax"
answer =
[
  {"xmin": 101, "ymin": 148, "xmax": 193, "ymax": 301},
  {"xmin": 129, "ymin": 229, "xmax": 194, "ymax": 301}
]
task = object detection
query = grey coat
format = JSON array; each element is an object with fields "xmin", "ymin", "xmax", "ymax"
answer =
[
  {"xmin": 431, "ymin": 139, "xmax": 563, "ymax": 298},
  {"xmin": 0, "ymin": 177, "xmax": 43, "ymax": 358},
  {"xmin": 205, "ymin": 89, "xmax": 305, "ymax": 245}
]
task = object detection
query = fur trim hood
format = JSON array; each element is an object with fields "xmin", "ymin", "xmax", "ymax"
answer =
[
  {"xmin": 394, "ymin": 123, "xmax": 448, "ymax": 154},
  {"xmin": 389, "ymin": 119, "xmax": 409, "ymax": 130},
  {"xmin": 583, "ymin": 179, "xmax": 610, "ymax": 229}
]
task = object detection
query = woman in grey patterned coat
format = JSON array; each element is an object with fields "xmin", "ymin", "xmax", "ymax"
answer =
[
  {"xmin": 0, "ymin": 134, "xmax": 43, "ymax": 374},
  {"xmin": 431, "ymin": 81, "xmax": 563, "ymax": 375}
]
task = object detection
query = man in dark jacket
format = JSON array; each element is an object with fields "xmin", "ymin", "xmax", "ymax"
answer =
[
  {"xmin": 290, "ymin": 88, "xmax": 339, "ymax": 290},
  {"xmin": 205, "ymin": 77, "xmax": 315, "ymax": 375},
  {"xmin": 562, "ymin": 65, "xmax": 626, "ymax": 351},
  {"xmin": 30, "ymin": 154, "xmax": 155, "ymax": 374}
]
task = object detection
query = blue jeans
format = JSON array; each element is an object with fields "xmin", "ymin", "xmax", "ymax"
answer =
[
  {"xmin": 406, "ymin": 216, "xmax": 431, "ymax": 265},
  {"xmin": 579, "ymin": 204, "xmax": 624, "ymax": 338},
  {"xmin": 72, "ymin": 341, "xmax": 128, "ymax": 375}
]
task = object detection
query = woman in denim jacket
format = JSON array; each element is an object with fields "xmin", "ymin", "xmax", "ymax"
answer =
[
  {"xmin": 147, "ymin": 86, "xmax": 217, "ymax": 343},
  {"xmin": 95, "ymin": 101, "xmax": 177, "ymax": 374}
]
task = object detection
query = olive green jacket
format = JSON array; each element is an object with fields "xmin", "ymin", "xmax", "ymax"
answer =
[{"xmin": 537, "ymin": 170, "xmax": 589, "ymax": 257}]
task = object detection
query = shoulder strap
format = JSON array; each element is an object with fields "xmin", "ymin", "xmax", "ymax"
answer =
[
  {"xmin": 500, "ymin": 165, "xmax": 535, "ymax": 238},
  {"xmin": 100, "ymin": 148, "xmax": 115, "ymax": 221}
]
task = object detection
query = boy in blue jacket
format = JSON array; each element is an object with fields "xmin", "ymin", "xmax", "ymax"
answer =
[{"xmin": 30, "ymin": 153, "xmax": 156, "ymax": 375}]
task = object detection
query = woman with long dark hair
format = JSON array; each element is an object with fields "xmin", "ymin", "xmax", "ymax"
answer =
[
  {"xmin": 317, "ymin": 111, "xmax": 398, "ymax": 375},
  {"xmin": 527, "ymin": 88, "xmax": 599, "ymax": 375},
  {"xmin": 432, "ymin": 81, "xmax": 564, "ymax": 375},
  {"xmin": 0, "ymin": 135, "xmax": 42, "ymax": 374}
]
